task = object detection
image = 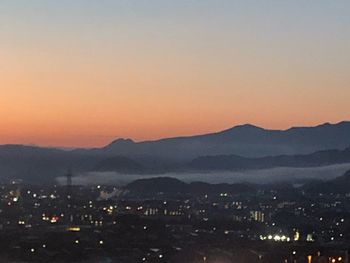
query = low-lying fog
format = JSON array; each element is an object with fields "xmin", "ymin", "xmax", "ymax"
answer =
[{"xmin": 55, "ymin": 163, "xmax": 350, "ymax": 186}]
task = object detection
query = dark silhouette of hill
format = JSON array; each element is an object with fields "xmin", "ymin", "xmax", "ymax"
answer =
[
  {"xmin": 124, "ymin": 177, "xmax": 256, "ymax": 196},
  {"xmin": 1, "ymin": 121, "xmax": 350, "ymax": 183},
  {"xmin": 98, "ymin": 121, "xmax": 350, "ymax": 159},
  {"xmin": 0, "ymin": 145, "xmax": 104, "ymax": 183},
  {"xmin": 189, "ymin": 147, "xmax": 350, "ymax": 170},
  {"xmin": 0, "ymin": 145, "xmax": 176, "ymax": 182},
  {"xmin": 332, "ymin": 169, "xmax": 350, "ymax": 184},
  {"xmin": 94, "ymin": 156, "xmax": 144, "ymax": 173},
  {"xmin": 303, "ymin": 169, "xmax": 350, "ymax": 194},
  {"xmin": 125, "ymin": 177, "xmax": 187, "ymax": 194}
]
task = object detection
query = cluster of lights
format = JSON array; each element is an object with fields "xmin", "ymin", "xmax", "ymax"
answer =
[
  {"xmin": 91, "ymin": 220, "xmax": 103, "ymax": 226},
  {"xmin": 330, "ymin": 257, "xmax": 343, "ymax": 262},
  {"xmin": 50, "ymin": 216, "xmax": 59, "ymax": 223},
  {"xmin": 42, "ymin": 214, "xmax": 60, "ymax": 223},
  {"xmin": 103, "ymin": 205, "xmax": 114, "ymax": 215},
  {"xmin": 141, "ymin": 254, "xmax": 163, "ymax": 261},
  {"xmin": 260, "ymin": 234, "xmax": 291, "ymax": 242},
  {"xmin": 67, "ymin": 226, "xmax": 81, "ymax": 232}
]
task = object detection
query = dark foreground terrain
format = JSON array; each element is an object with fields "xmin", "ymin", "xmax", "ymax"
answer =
[{"xmin": 0, "ymin": 171, "xmax": 350, "ymax": 262}]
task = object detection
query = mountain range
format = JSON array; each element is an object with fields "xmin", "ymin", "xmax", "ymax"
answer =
[
  {"xmin": 189, "ymin": 147, "xmax": 350, "ymax": 171},
  {"xmin": 0, "ymin": 121, "xmax": 350, "ymax": 183},
  {"xmin": 95, "ymin": 121, "xmax": 350, "ymax": 159}
]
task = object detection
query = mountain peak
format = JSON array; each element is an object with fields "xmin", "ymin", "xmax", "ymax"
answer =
[
  {"xmin": 286, "ymin": 121, "xmax": 350, "ymax": 131},
  {"xmin": 235, "ymin": 124, "xmax": 263, "ymax": 129},
  {"xmin": 221, "ymin": 123, "xmax": 265, "ymax": 133},
  {"xmin": 315, "ymin": 121, "xmax": 346, "ymax": 128},
  {"xmin": 335, "ymin": 121, "xmax": 350, "ymax": 127},
  {"xmin": 109, "ymin": 138, "xmax": 135, "ymax": 146}
]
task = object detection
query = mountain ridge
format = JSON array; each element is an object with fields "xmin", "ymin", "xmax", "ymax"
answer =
[
  {"xmin": 105, "ymin": 121, "xmax": 350, "ymax": 146},
  {"xmin": 100, "ymin": 121, "xmax": 350, "ymax": 159},
  {"xmin": 189, "ymin": 147, "xmax": 350, "ymax": 171},
  {"xmin": 1, "ymin": 121, "xmax": 350, "ymax": 183}
]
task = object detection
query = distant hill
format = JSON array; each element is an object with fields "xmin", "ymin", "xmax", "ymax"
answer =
[
  {"xmin": 125, "ymin": 177, "xmax": 187, "ymax": 195},
  {"xmin": 303, "ymin": 169, "xmax": 350, "ymax": 194},
  {"xmin": 189, "ymin": 147, "xmax": 350, "ymax": 171},
  {"xmin": 0, "ymin": 145, "xmax": 103, "ymax": 183},
  {"xmin": 124, "ymin": 177, "xmax": 256, "ymax": 197},
  {"xmin": 94, "ymin": 156, "xmax": 144, "ymax": 173},
  {"xmin": 0, "ymin": 145, "xmax": 176, "ymax": 182},
  {"xmin": 98, "ymin": 121, "xmax": 350, "ymax": 159}
]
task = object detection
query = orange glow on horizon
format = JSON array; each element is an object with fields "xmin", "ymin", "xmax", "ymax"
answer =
[{"xmin": 1, "ymin": 2, "xmax": 349, "ymax": 148}]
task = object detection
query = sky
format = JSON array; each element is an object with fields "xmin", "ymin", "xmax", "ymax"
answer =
[{"xmin": 1, "ymin": 0, "xmax": 349, "ymax": 147}]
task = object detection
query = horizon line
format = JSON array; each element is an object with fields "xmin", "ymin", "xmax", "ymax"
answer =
[{"xmin": 1, "ymin": 120, "xmax": 349, "ymax": 150}]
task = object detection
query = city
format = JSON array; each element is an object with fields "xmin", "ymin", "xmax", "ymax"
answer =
[
  {"xmin": 1, "ymin": 1, "xmax": 350, "ymax": 262},
  {"xmin": 0, "ymin": 171, "xmax": 349, "ymax": 262}
]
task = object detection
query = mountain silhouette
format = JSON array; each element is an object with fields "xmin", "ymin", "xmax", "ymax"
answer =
[
  {"xmin": 304, "ymin": 169, "xmax": 350, "ymax": 194},
  {"xmin": 100, "ymin": 121, "xmax": 350, "ymax": 159},
  {"xmin": 1, "ymin": 121, "xmax": 350, "ymax": 183},
  {"xmin": 190, "ymin": 147, "xmax": 350, "ymax": 171}
]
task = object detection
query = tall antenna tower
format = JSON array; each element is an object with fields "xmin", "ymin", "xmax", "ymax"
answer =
[
  {"xmin": 66, "ymin": 169, "xmax": 74, "ymax": 224},
  {"xmin": 66, "ymin": 169, "xmax": 72, "ymax": 201}
]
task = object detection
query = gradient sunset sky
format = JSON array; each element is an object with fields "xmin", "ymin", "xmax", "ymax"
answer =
[{"xmin": 1, "ymin": 1, "xmax": 349, "ymax": 147}]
